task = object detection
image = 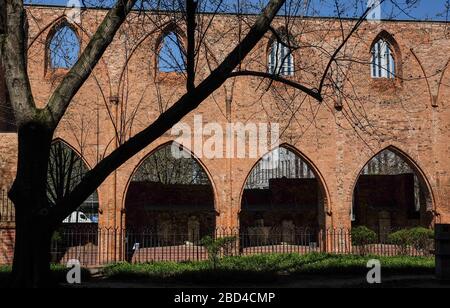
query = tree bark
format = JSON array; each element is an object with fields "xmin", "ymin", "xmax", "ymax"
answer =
[
  {"xmin": 8, "ymin": 121, "xmax": 55, "ymax": 287},
  {"xmin": 10, "ymin": 212, "xmax": 54, "ymax": 288}
]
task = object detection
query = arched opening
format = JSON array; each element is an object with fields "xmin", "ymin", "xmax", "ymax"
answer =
[
  {"xmin": 240, "ymin": 146, "xmax": 327, "ymax": 251},
  {"xmin": 352, "ymin": 148, "xmax": 433, "ymax": 235},
  {"xmin": 268, "ymin": 40, "xmax": 294, "ymax": 77},
  {"xmin": 47, "ymin": 22, "xmax": 80, "ymax": 69},
  {"xmin": 48, "ymin": 140, "xmax": 99, "ymax": 225},
  {"xmin": 157, "ymin": 31, "xmax": 186, "ymax": 73},
  {"xmin": 370, "ymin": 31, "xmax": 400, "ymax": 79},
  {"xmin": 48, "ymin": 140, "xmax": 100, "ymax": 265},
  {"xmin": 124, "ymin": 142, "xmax": 216, "ymax": 239}
]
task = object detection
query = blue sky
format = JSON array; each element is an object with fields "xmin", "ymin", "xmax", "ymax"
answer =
[{"xmin": 24, "ymin": 0, "xmax": 449, "ymax": 21}]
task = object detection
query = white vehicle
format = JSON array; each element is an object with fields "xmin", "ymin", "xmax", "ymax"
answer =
[{"xmin": 63, "ymin": 211, "xmax": 93, "ymax": 224}]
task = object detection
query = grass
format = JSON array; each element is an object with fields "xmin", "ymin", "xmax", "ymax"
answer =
[
  {"xmin": 0, "ymin": 253, "xmax": 434, "ymax": 286},
  {"xmin": 0, "ymin": 264, "xmax": 91, "ymax": 287},
  {"xmin": 102, "ymin": 253, "xmax": 435, "ymax": 284}
]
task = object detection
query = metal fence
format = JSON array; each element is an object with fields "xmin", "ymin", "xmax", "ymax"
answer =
[
  {"xmin": 49, "ymin": 226, "xmax": 434, "ymax": 266},
  {"xmin": 0, "ymin": 190, "xmax": 14, "ymax": 223}
]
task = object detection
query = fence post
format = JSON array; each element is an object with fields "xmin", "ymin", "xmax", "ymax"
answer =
[{"xmin": 319, "ymin": 229, "xmax": 326, "ymax": 253}]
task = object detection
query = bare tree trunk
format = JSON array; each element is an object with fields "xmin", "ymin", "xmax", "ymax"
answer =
[
  {"xmin": 11, "ymin": 212, "xmax": 53, "ymax": 288},
  {"xmin": 8, "ymin": 121, "xmax": 55, "ymax": 287}
]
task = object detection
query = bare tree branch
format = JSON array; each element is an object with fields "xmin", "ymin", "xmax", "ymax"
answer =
[
  {"xmin": 318, "ymin": 0, "xmax": 385, "ymax": 94},
  {"xmin": 53, "ymin": 0, "xmax": 288, "ymax": 221},
  {"xmin": 186, "ymin": 0, "xmax": 197, "ymax": 92},
  {"xmin": 228, "ymin": 70, "xmax": 321, "ymax": 101}
]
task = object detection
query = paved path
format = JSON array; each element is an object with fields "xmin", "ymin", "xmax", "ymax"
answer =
[{"xmin": 66, "ymin": 274, "xmax": 450, "ymax": 288}]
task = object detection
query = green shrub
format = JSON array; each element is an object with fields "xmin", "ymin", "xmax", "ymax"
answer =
[
  {"xmin": 408, "ymin": 227, "xmax": 433, "ymax": 252},
  {"xmin": 351, "ymin": 226, "xmax": 377, "ymax": 255},
  {"xmin": 389, "ymin": 228, "xmax": 433, "ymax": 255},
  {"xmin": 388, "ymin": 229, "xmax": 411, "ymax": 255},
  {"xmin": 200, "ymin": 236, "xmax": 237, "ymax": 269},
  {"xmin": 351, "ymin": 226, "xmax": 377, "ymax": 246}
]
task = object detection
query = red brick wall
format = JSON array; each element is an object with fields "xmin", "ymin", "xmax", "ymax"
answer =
[
  {"xmin": 0, "ymin": 228, "xmax": 15, "ymax": 265},
  {"xmin": 0, "ymin": 6, "xmax": 448, "ymax": 236}
]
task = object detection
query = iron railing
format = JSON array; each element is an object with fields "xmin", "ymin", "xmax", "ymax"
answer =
[
  {"xmin": 48, "ymin": 226, "xmax": 434, "ymax": 266},
  {"xmin": 0, "ymin": 190, "xmax": 14, "ymax": 223}
]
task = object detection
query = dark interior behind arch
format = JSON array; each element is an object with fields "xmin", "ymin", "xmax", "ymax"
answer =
[
  {"xmin": 124, "ymin": 143, "xmax": 216, "ymax": 242},
  {"xmin": 352, "ymin": 148, "xmax": 433, "ymax": 232},
  {"xmin": 240, "ymin": 146, "xmax": 327, "ymax": 246}
]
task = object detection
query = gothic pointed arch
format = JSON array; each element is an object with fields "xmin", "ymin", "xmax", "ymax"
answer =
[
  {"xmin": 266, "ymin": 27, "xmax": 295, "ymax": 77},
  {"xmin": 45, "ymin": 18, "xmax": 81, "ymax": 72},
  {"xmin": 155, "ymin": 24, "xmax": 186, "ymax": 73},
  {"xmin": 48, "ymin": 139, "xmax": 99, "ymax": 224},
  {"xmin": 239, "ymin": 144, "xmax": 330, "ymax": 249},
  {"xmin": 370, "ymin": 30, "xmax": 402, "ymax": 79},
  {"xmin": 124, "ymin": 141, "xmax": 216, "ymax": 237},
  {"xmin": 351, "ymin": 146, "xmax": 434, "ymax": 232}
]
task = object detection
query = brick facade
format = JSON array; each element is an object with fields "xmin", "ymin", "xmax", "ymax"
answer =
[
  {"xmin": 0, "ymin": 6, "xmax": 449, "ymax": 258},
  {"xmin": 0, "ymin": 228, "xmax": 15, "ymax": 265}
]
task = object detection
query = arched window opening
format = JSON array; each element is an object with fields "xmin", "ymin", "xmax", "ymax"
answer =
[
  {"xmin": 371, "ymin": 39, "xmax": 395, "ymax": 79},
  {"xmin": 240, "ymin": 147, "xmax": 326, "ymax": 250},
  {"xmin": 158, "ymin": 32, "xmax": 186, "ymax": 73},
  {"xmin": 268, "ymin": 41, "xmax": 294, "ymax": 77},
  {"xmin": 124, "ymin": 143, "xmax": 215, "ymax": 242},
  {"xmin": 352, "ymin": 149, "xmax": 433, "ymax": 234},
  {"xmin": 47, "ymin": 141, "xmax": 99, "ymax": 225},
  {"xmin": 48, "ymin": 25, "xmax": 80, "ymax": 69}
]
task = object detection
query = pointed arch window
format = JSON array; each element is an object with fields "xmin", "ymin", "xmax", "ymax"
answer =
[
  {"xmin": 48, "ymin": 24, "xmax": 80, "ymax": 69},
  {"xmin": 124, "ymin": 142, "xmax": 215, "ymax": 234},
  {"xmin": 158, "ymin": 32, "xmax": 186, "ymax": 73},
  {"xmin": 268, "ymin": 41, "xmax": 294, "ymax": 77},
  {"xmin": 131, "ymin": 144, "xmax": 210, "ymax": 185},
  {"xmin": 371, "ymin": 39, "xmax": 395, "ymax": 79},
  {"xmin": 245, "ymin": 147, "xmax": 315, "ymax": 189},
  {"xmin": 352, "ymin": 148, "xmax": 433, "ymax": 229},
  {"xmin": 47, "ymin": 141, "xmax": 99, "ymax": 224},
  {"xmin": 240, "ymin": 146, "xmax": 326, "ymax": 236}
]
